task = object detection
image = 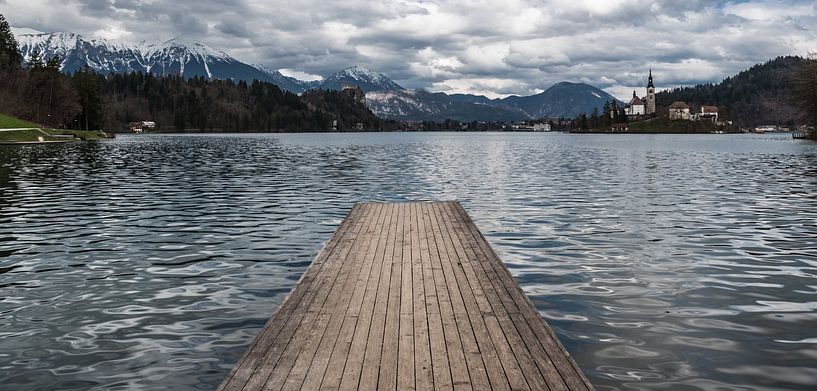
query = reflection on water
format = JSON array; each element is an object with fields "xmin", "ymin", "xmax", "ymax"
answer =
[{"xmin": 1, "ymin": 132, "xmax": 817, "ymax": 390}]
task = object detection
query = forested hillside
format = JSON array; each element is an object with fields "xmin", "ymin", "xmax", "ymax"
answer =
[
  {"xmin": 98, "ymin": 73, "xmax": 390, "ymax": 131},
  {"xmin": 0, "ymin": 13, "xmax": 388, "ymax": 132},
  {"xmin": 656, "ymin": 56, "xmax": 805, "ymax": 127}
]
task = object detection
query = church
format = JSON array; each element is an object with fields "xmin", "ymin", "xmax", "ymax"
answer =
[{"xmin": 625, "ymin": 70, "xmax": 657, "ymax": 118}]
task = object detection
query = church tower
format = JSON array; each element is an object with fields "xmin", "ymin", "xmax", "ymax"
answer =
[{"xmin": 646, "ymin": 69, "xmax": 656, "ymax": 115}]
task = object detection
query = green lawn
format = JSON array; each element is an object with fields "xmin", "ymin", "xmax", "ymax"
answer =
[
  {"xmin": 0, "ymin": 129, "xmax": 42, "ymax": 141},
  {"xmin": 1, "ymin": 113, "xmax": 111, "ymax": 142},
  {"xmin": 0, "ymin": 113, "xmax": 40, "ymax": 129}
]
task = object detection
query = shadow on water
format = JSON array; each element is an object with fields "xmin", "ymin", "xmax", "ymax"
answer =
[{"xmin": 1, "ymin": 133, "xmax": 817, "ymax": 390}]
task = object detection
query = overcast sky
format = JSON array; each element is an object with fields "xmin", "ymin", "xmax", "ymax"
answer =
[{"xmin": 4, "ymin": 0, "xmax": 816, "ymax": 99}]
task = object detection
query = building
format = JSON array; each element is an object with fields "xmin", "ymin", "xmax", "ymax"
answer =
[
  {"xmin": 129, "ymin": 121, "xmax": 156, "ymax": 133},
  {"xmin": 533, "ymin": 123, "xmax": 551, "ymax": 132},
  {"xmin": 623, "ymin": 70, "xmax": 656, "ymax": 118},
  {"xmin": 669, "ymin": 101, "xmax": 691, "ymax": 120},
  {"xmin": 625, "ymin": 91, "xmax": 645, "ymax": 117},
  {"xmin": 646, "ymin": 69, "xmax": 656, "ymax": 115},
  {"xmin": 699, "ymin": 106, "xmax": 719, "ymax": 122}
]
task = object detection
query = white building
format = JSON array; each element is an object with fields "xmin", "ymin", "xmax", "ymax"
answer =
[
  {"xmin": 669, "ymin": 101, "xmax": 691, "ymax": 120},
  {"xmin": 625, "ymin": 91, "xmax": 645, "ymax": 117},
  {"xmin": 699, "ymin": 106, "xmax": 719, "ymax": 122},
  {"xmin": 533, "ymin": 123, "xmax": 551, "ymax": 132}
]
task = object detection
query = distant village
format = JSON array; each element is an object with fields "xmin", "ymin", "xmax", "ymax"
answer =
[
  {"xmin": 125, "ymin": 71, "xmax": 803, "ymax": 134},
  {"xmin": 606, "ymin": 70, "xmax": 733, "ymax": 132}
]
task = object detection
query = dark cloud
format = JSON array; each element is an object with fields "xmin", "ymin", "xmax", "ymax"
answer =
[{"xmin": 4, "ymin": 0, "xmax": 816, "ymax": 99}]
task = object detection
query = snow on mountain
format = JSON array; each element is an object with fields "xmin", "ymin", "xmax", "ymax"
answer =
[
  {"xmin": 14, "ymin": 32, "xmax": 314, "ymax": 92},
  {"xmin": 366, "ymin": 89, "xmax": 529, "ymax": 122},
  {"xmin": 254, "ymin": 64, "xmax": 318, "ymax": 92},
  {"xmin": 317, "ymin": 66, "xmax": 404, "ymax": 92},
  {"xmin": 13, "ymin": 31, "xmax": 619, "ymax": 121}
]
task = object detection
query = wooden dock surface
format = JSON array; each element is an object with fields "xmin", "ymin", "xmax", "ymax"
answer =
[{"xmin": 219, "ymin": 201, "xmax": 593, "ymax": 390}]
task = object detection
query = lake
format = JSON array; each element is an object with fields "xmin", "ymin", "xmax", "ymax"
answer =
[{"xmin": 1, "ymin": 132, "xmax": 816, "ymax": 390}]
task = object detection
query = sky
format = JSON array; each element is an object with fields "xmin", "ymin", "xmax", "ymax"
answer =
[{"xmin": 3, "ymin": 0, "xmax": 816, "ymax": 99}]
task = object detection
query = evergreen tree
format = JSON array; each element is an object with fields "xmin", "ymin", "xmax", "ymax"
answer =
[
  {"xmin": 72, "ymin": 67, "xmax": 103, "ymax": 130},
  {"xmin": 27, "ymin": 50, "xmax": 44, "ymax": 70},
  {"xmin": 791, "ymin": 55, "xmax": 817, "ymax": 134},
  {"xmin": 0, "ymin": 14, "xmax": 22, "ymax": 70}
]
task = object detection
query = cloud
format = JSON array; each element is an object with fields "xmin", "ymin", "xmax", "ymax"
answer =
[{"xmin": 3, "ymin": 0, "xmax": 816, "ymax": 100}]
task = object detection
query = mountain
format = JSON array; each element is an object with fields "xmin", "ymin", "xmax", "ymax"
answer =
[
  {"xmin": 316, "ymin": 66, "xmax": 405, "ymax": 92},
  {"xmin": 15, "ymin": 32, "xmax": 316, "ymax": 92},
  {"xmin": 448, "ymin": 94, "xmax": 496, "ymax": 105},
  {"xmin": 366, "ymin": 89, "xmax": 528, "ymax": 122},
  {"xmin": 499, "ymin": 82, "xmax": 621, "ymax": 118},
  {"xmin": 656, "ymin": 56, "xmax": 805, "ymax": 127},
  {"xmin": 14, "ymin": 31, "xmax": 621, "ymax": 122}
]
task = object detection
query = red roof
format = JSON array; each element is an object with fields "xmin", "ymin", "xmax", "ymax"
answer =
[{"xmin": 701, "ymin": 105, "xmax": 719, "ymax": 114}]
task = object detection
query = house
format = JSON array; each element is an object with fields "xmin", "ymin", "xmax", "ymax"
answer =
[
  {"xmin": 616, "ymin": 71, "xmax": 657, "ymax": 120},
  {"xmin": 533, "ymin": 123, "xmax": 551, "ymax": 132},
  {"xmin": 610, "ymin": 123, "xmax": 630, "ymax": 132},
  {"xmin": 129, "ymin": 121, "xmax": 157, "ymax": 133},
  {"xmin": 625, "ymin": 91, "xmax": 645, "ymax": 117},
  {"xmin": 699, "ymin": 106, "xmax": 719, "ymax": 122},
  {"xmin": 668, "ymin": 101, "xmax": 691, "ymax": 120}
]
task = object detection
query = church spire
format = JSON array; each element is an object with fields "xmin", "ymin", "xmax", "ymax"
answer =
[{"xmin": 648, "ymin": 69, "xmax": 654, "ymax": 88}]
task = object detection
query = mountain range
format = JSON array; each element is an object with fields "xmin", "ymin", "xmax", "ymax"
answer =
[{"xmin": 16, "ymin": 31, "xmax": 620, "ymax": 121}]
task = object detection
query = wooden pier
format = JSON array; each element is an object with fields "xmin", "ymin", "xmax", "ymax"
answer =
[{"xmin": 219, "ymin": 202, "xmax": 593, "ymax": 390}]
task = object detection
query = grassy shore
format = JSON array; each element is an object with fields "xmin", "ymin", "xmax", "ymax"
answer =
[
  {"xmin": 0, "ymin": 113, "xmax": 40, "ymax": 128},
  {"xmin": 0, "ymin": 113, "xmax": 111, "ymax": 143}
]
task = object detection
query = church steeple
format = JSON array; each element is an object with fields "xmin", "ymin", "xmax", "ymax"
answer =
[{"xmin": 646, "ymin": 69, "xmax": 656, "ymax": 115}]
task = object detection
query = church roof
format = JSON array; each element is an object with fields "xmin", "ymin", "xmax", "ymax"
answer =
[
  {"xmin": 647, "ymin": 69, "xmax": 654, "ymax": 88},
  {"xmin": 629, "ymin": 96, "xmax": 644, "ymax": 106},
  {"xmin": 670, "ymin": 101, "xmax": 690, "ymax": 110}
]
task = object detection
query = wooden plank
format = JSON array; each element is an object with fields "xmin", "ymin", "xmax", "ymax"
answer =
[
  {"xmin": 450, "ymin": 202, "xmax": 593, "ymax": 391},
  {"xmin": 440, "ymin": 202, "xmax": 548, "ymax": 391},
  {"xmin": 358, "ymin": 203, "xmax": 399, "ymax": 389},
  {"xmin": 290, "ymin": 203, "xmax": 386, "ymax": 390},
  {"xmin": 261, "ymin": 203, "xmax": 385, "ymax": 391},
  {"xmin": 412, "ymin": 203, "xmax": 434, "ymax": 391},
  {"xmin": 417, "ymin": 203, "xmax": 453, "ymax": 390},
  {"xmin": 319, "ymin": 203, "xmax": 390, "ymax": 390},
  {"xmin": 437, "ymin": 203, "xmax": 532, "ymax": 391},
  {"xmin": 337, "ymin": 203, "xmax": 395, "ymax": 389},
  {"xmin": 219, "ymin": 204, "xmax": 369, "ymax": 391},
  {"xmin": 427, "ymin": 203, "xmax": 513, "ymax": 391},
  {"xmin": 218, "ymin": 201, "xmax": 594, "ymax": 391},
  {"xmin": 420, "ymin": 202, "xmax": 471, "ymax": 390},
  {"xmin": 397, "ymin": 203, "xmax": 415, "ymax": 391},
  {"xmin": 378, "ymin": 202, "xmax": 405, "ymax": 390}
]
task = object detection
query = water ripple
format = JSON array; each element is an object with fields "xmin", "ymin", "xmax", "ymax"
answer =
[{"xmin": 1, "ymin": 133, "xmax": 817, "ymax": 390}]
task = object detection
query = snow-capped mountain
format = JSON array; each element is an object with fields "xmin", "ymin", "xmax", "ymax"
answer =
[
  {"xmin": 253, "ymin": 64, "xmax": 317, "ymax": 93},
  {"xmin": 317, "ymin": 66, "xmax": 405, "ymax": 92},
  {"xmin": 15, "ymin": 32, "xmax": 311, "ymax": 91},
  {"xmin": 366, "ymin": 89, "xmax": 529, "ymax": 122},
  {"xmin": 14, "ymin": 31, "xmax": 620, "ymax": 121}
]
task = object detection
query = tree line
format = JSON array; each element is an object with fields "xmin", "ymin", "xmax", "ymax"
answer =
[
  {"xmin": 655, "ymin": 56, "xmax": 811, "ymax": 128},
  {"xmin": 0, "ymin": 14, "xmax": 393, "ymax": 132}
]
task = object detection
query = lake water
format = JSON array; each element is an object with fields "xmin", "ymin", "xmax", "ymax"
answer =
[{"xmin": 1, "ymin": 132, "xmax": 817, "ymax": 390}]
